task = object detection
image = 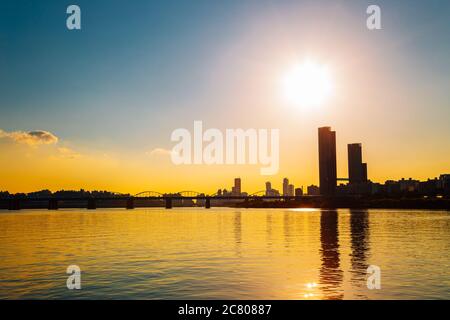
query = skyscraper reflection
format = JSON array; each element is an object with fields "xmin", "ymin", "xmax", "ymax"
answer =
[
  {"xmin": 233, "ymin": 211, "xmax": 242, "ymax": 257},
  {"xmin": 265, "ymin": 212, "xmax": 273, "ymax": 252},
  {"xmin": 319, "ymin": 209, "xmax": 344, "ymax": 299},
  {"xmin": 349, "ymin": 209, "xmax": 370, "ymax": 297},
  {"xmin": 283, "ymin": 211, "xmax": 293, "ymax": 249}
]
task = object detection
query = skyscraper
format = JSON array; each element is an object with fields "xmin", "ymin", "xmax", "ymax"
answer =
[
  {"xmin": 288, "ymin": 184, "xmax": 294, "ymax": 196},
  {"xmin": 283, "ymin": 178, "xmax": 289, "ymax": 196},
  {"xmin": 318, "ymin": 127, "xmax": 337, "ymax": 195},
  {"xmin": 234, "ymin": 178, "xmax": 241, "ymax": 195},
  {"xmin": 348, "ymin": 143, "xmax": 368, "ymax": 184},
  {"xmin": 361, "ymin": 163, "xmax": 368, "ymax": 182},
  {"xmin": 265, "ymin": 181, "xmax": 272, "ymax": 196}
]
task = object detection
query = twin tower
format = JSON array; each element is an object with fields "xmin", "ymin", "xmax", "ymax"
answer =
[{"xmin": 318, "ymin": 127, "xmax": 368, "ymax": 196}]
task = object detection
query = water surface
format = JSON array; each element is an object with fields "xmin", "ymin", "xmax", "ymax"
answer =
[{"xmin": 0, "ymin": 208, "xmax": 449, "ymax": 299}]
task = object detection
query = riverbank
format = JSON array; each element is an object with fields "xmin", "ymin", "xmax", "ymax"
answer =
[{"xmin": 234, "ymin": 197, "xmax": 450, "ymax": 210}]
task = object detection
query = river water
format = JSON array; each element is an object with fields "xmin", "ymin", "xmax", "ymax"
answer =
[{"xmin": 0, "ymin": 208, "xmax": 449, "ymax": 299}]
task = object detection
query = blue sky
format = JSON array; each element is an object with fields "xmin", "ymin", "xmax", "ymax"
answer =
[{"xmin": 1, "ymin": 0, "xmax": 450, "ymax": 191}]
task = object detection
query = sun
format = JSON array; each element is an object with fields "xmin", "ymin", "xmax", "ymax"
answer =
[{"xmin": 282, "ymin": 60, "xmax": 333, "ymax": 108}]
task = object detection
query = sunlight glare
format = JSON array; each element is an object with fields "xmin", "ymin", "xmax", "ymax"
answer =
[{"xmin": 282, "ymin": 60, "xmax": 333, "ymax": 108}]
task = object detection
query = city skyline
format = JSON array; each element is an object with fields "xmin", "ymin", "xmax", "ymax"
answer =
[{"xmin": 1, "ymin": 125, "xmax": 449, "ymax": 198}]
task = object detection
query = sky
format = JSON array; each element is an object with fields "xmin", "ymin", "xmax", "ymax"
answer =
[{"xmin": 1, "ymin": 0, "xmax": 450, "ymax": 194}]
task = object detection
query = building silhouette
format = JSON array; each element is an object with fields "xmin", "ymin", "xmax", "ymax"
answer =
[
  {"xmin": 283, "ymin": 178, "xmax": 289, "ymax": 196},
  {"xmin": 307, "ymin": 185, "xmax": 320, "ymax": 195},
  {"xmin": 318, "ymin": 127, "xmax": 337, "ymax": 195},
  {"xmin": 265, "ymin": 181, "xmax": 280, "ymax": 196},
  {"xmin": 232, "ymin": 178, "xmax": 241, "ymax": 196},
  {"xmin": 288, "ymin": 184, "xmax": 294, "ymax": 196},
  {"xmin": 265, "ymin": 181, "xmax": 272, "ymax": 195},
  {"xmin": 348, "ymin": 143, "xmax": 368, "ymax": 184}
]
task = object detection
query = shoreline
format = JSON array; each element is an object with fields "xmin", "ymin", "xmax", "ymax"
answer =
[{"xmin": 1, "ymin": 199, "xmax": 449, "ymax": 211}]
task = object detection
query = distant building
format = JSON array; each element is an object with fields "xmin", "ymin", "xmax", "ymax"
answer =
[
  {"xmin": 265, "ymin": 182, "xmax": 272, "ymax": 196},
  {"xmin": 270, "ymin": 189, "xmax": 280, "ymax": 196},
  {"xmin": 283, "ymin": 178, "xmax": 289, "ymax": 196},
  {"xmin": 318, "ymin": 127, "xmax": 337, "ymax": 195},
  {"xmin": 385, "ymin": 180, "xmax": 401, "ymax": 195},
  {"xmin": 232, "ymin": 178, "xmax": 241, "ymax": 196},
  {"xmin": 295, "ymin": 188, "xmax": 303, "ymax": 196},
  {"xmin": 440, "ymin": 174, "xmax": 450, "ymax": 196},
  {"xmin": 288, "ymin": 184, "xmax": 294, "ymax": 196},
  {"xmin": 399, "ymin": 178, "xmax": 420, "ymax": 193},
  {"xmin": 27, "ymin": 189, "xmax": 52, "ymax": 199},
  {"xmin": 265, "ymin": 181, "xmax": 280, "ymax": 196},
  {"xmin": 307, "ymin": 185, "xmax": 320, "ymax": 196},
  {"xmin": 418, "ymin": 178, "xmax": 439, "ymax": 196}
]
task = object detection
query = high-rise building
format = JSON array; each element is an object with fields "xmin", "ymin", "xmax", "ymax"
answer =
[
  {"xmin": 295, "ymin": 188, "xmax": 303, "ymax": 196},
  {"xmin": 265, "ymin": 181, "xmax": 280, "ymax": 196},
  {"xmin": 348, "ymin": 143, "xmax": 368, "ymax": 184},
  {"xmin": 234, "ymin": 178, "xmax": 241, "ymax": 195},
  {"xmin": 265, "ymin": 181, "xmax": 272, "ymax": 196},
  {"xmin": 288, "ymin": 184, "xmax": 294, "ymax": 196},
  {"xmin": 361, "ymin": 163, "xmax": 368, "ymax": 182},
  {"xmin": 283, "ymin": 178, "xmax": 289, "ymax": 196},
  {"xmin": 318, "ymin": 127, "xmax": 337, "ymax": 195},
  {"xmin": 307, "ymin": 185, "xmax": 320, "ymax": 195}
]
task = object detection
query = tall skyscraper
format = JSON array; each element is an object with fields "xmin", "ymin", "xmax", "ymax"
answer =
[
  {"xmin": 348, "ymin": 143, "xmax": 368, "ymax": 183},
  {"xmin": 361, "ymin": 163, "xmax": 368, "ymax": 182},
  {"xmin": 265, "ymin": 181, "xmax": 272, "ymax": 196},
  {"xmin": 318, "ymin": 127, "xmax": 337, "ymax": 195},
  {"xmin": 288, "ymin": 184, "xmax": 294, "ymax": 196},
  {"xmin": 234, "ymin": 178, "xmax": 241, "ymax": 195},
  {"xmin": 283, "ymin": 178, "xmax": 289, "ymax": 196}
]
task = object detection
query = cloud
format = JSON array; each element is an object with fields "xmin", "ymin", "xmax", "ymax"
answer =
[
  {"xmin": 57, "ymin": 147, "xmax": 81, "ymax": 159},
  {"xmin": 0, "ymin": 129, "xmax": 58, "ymax": 146},
  {"xmin": 146, "ymin": 148, "xmax": 174, "ymax": 157}
]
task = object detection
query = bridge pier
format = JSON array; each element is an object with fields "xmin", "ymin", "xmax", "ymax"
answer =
[
  {"xmin": 48, "ymin": 199, "xmax": 58, "ymax": 210},
  {"xmin": 205, "ymin": 197, "xmax": 211, "ymax": 209},
  {"xmin": 126, "ymin": 198, "xmax": 135, "ymax": 209},
  {"xmin": 165, "ymin": 197, "xmax": 172, "ymax": 209},
  {"xmin": 8, "ymin": 199, "xmax": 20, "ymax": 210},
  {"xmin": 87, "ymin": 198, "xmax": 96, "ymax": 210}
]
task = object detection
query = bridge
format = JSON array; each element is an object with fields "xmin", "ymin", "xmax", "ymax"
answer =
[{"xmin": 3, "ymin": 190, "xmax": 321, "ymax": 210}]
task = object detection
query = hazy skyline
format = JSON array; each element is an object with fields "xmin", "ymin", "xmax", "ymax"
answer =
[{"xmin": 1, "ymin": 0, "xmax": 450, "ymax": 193}]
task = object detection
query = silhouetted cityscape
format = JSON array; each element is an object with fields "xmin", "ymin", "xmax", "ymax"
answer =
[{"xmin": 1, "ymin": 127, "xmax": 449, "ymax": 209}]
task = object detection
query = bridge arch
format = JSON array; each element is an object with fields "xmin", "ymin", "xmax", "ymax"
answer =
[
  {"xmin": 176, "ymin": 191, "xmax": 205, "ymax": 197},
  {"xmin": 134, "ymin": 191, "xmax": 164, "ymax": 198},
  {"xmin": 249, "ymin": 190, "xmax": 266, "ymax": 197}
]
